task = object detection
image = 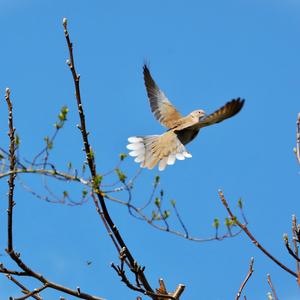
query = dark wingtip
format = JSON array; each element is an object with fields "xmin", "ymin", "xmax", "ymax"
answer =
[
  {"xmin": 230, "ymin": 98, "xmax": 245, "ymax": 115},
  {"xmin": 143, "ymin": 61, "xmax": 150, "ymax": 74}
]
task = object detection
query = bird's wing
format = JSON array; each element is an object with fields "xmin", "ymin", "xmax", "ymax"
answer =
[
  {"xmin": 143, "ymin": 64, "xmax": 182, "ymax": 128},
  {"xmin": 196, "ymin": 98, "xmax": 245, "ymax": 128}
]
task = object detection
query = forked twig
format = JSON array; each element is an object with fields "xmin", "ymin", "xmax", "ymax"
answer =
[{"xmin": 5, "ymin": 274, "xmax": 42, "ymax": 300}]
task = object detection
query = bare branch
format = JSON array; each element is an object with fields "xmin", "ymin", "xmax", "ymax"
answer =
[
  {"xmin": 295, "ymin": 113, "xmax": 300, "ymax": 164},
  {"xmin": 5, "ymin": 87, "xmax": 16, "ymax": 253},
  {"xmin": 14, "ymin": 284, "xmax": 48, "ymax": 300},
  {"xmin": 235, "ymin": 258, "xmax": 254, "ymax": 300},
  {"xmin": 218, "ymin": 190, "xmax": 297, "ymax": 278},
  {"xmin": 283, "ymin": 236, "xmax": 300, "ymax": 262},
  {"xmin": 5, "ymin": 274, "xmax": 42, "ymax": 300},
  {"xmin": 63, "ymin": 18, "xmax": 157, "ymax": 297},
  {"xmin": 292, "ymin": 215, "xmax": 300, "ymax": 274},
  {"xmin": 267, "ymin": 274, "xmax": 279, "ymax": 300},
  {"xmin": 105, "ymin": 193, "xmax": 243, "ymax": 242}
]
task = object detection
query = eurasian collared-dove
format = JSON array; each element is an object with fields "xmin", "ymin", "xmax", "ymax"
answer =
[{"xmin": 127, "ymin": 65, "xmax": 244, "ymax": 171}]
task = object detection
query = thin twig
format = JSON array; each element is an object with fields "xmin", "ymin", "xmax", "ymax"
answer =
[
  {"xmin": 172, "ymin": 203, "xmax": 189, "ymax": 238},
  {"xmin": 0, "ymin": 168, "xmax": 89, "ymax": 184},
  {"xmin": 267, "ymin": 274, "xmax": 279, "ymax": 300},
  {"xmin": 106, "ymin": 193, "xmax": 243, "ymax": 242},
  {"xmin": 0, "ymin": 264, "xmax": 27, "ymax": 276},
  {"xmin": 292, "ymin": 215, "xmax": 300, "ymax": 273},
  {"xmin": 218, "ymin": 190, "xmax": 297, "ymax": 278},
  {"xmin": 14, "ymin": 284, "xmax": 48, "ymax": 300},
  {"xmin": 5, "ymin": 88, "xmax": 16, "ymax": 254},
  {"xmin": 235, "ymin": 258, "xmax": 254, "ymax": 300},
  {"xmin": 5, "ymin": 274, "xmax": 42, "ymax": 300},
  {"xmin": 295, "ymin": 113, "xmax": 300, "ymax": 165},
  {"xmin": 284, "ymin": 239, "xmax": 300, "ymax": 262}
]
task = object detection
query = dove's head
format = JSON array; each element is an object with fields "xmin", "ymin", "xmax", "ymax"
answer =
[{"xmin": 190, "ymin": 109, "xmax": 206, "ymax": 120}]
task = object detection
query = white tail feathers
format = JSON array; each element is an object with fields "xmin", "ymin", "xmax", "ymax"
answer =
[{"xmin": 127, "ymin": 133, "xmax": 192, "ymax": 171}]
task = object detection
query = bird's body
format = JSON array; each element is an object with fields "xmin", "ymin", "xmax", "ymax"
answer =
[{"xmin": 127, "ymin": 65, "xmax": 245, "ymax": 171}]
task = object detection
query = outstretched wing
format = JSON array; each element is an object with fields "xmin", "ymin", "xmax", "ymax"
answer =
[
  {"xmin": 197, "ymin": 98, "xmax": 245, "ymax": 128},
  {"xmin": 143, "ymin": 64, "xmax": 182, "ymax": 128}
]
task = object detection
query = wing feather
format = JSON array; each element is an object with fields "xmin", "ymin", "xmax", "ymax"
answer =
[
  {"xmin": 197, "ymin": 98, "xmax": 244, "ymax": 128},
  {"xmin": 143, "ymin": 64, "xmax": 182, "ymax": 128}
]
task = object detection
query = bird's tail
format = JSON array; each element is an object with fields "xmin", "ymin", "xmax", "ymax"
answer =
[{"xmin": 127, "ymin": 132, "xmax": 192, "ymax": 171}]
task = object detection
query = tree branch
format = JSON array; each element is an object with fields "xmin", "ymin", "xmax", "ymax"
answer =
[
  {"xmin": 63, "ymin": 18, "xmax": 185, "ymax": 298},
  {"xmin": 218, "ymin": 190, "xmax": 297, "ymax": 278},
  {"xmin": 5, "ymin": 274, "xmax": 42, "ymax": 300},
  {"xmin": 267, "ymin": 274, "xmax": 279, "ymax": 300},
  {"xmin": 235, "ymin": 258, "xmax": 254, "ymax": 300},
  {"xmin": 295, "ymin": 112, "xmax": 300, "ymax": 165}
]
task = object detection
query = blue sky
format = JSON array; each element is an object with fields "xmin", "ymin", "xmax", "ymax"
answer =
[{"xmin": 0, "ymin": 0, "xmax": 299, "ymax": 299}]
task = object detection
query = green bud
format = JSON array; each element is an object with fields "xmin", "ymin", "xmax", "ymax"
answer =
[
  {"xmin": 170, "ymin": 199, "xmax": 176, "ymax": 207},
  {"xmin": 163, "ymin": 210, "xmax": 170, "ymax": 219},
  {"xmin": 58, "ymin": 106, "xmax": 69, "ymax": 121},
  {"xmin": 115, "ymin": 168, "xmax": 126, "ymax": 183},
  {"xmin": 93, "ymin": 174, "xmax": 103, "ymax": 187},
  {"xmin": 82, "ymin": 189, "xmax": 88, "ymax": 197},
  {"xmin": 15, "ymin": 134, "xmax": 20, "ymax": 146},
  {"xmin": 119, "ymin": 153, "xmax": 127, "ymax": 161},
  {"xmin": 154, "ymin": 197, "xmax": 161, "ymax": 207},
  {"xmin": 237, "ymin": 198, "xmax": 243, "ymax": 209},
  {"xmin": 213, "ymin": 218, "xmax": 220, "ymax": 229},
  {"xmin": 44, "ymin": 136, "xmax": 53, "ymax": 150},
  {"xmin": 283, "ymin": 233, "xmax": 288, "ymax": 244},
  {"xmin": 225, "ymin": 217, "xmax": 231, "ymax": 227},
  {"xmin": 155, "ymin": 175, "xmax": 160, "ymax": 184},
  {"xmin": 152, "ymin": 211, "xmax": 157, "ymax": 220},
  {"xmin": 88, "ymin": 148, "xmax": 94, "ymax": 160}
]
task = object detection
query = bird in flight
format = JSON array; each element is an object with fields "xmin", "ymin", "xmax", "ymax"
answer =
[{"xmin": 127, "ymin": 65, "xmax": 245, "ymax": 171}]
